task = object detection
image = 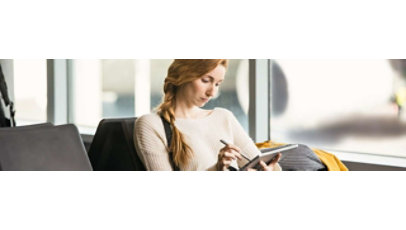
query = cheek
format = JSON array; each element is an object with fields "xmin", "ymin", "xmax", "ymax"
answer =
[
  {"xmin": 182, "ymin": 82, "xmax": 202, "ymax": 99},
  {"xmin": 191, "ymin": 81, "xmax": 207, "ymax": 93}
]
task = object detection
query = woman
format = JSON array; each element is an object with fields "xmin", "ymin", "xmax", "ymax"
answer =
[{"xmin": 134, "ymin": 59, "xmax": 281, "ymax": 171}]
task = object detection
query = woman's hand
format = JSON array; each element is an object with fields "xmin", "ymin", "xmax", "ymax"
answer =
[
  {"xmin": 248, "ymin": 153, "xmax": 282, "ymax": 171},
  {"xmin": 217, "ymin": 143, "xmax": 243, "ymax": 171}
]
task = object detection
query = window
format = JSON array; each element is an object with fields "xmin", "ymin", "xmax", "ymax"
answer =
[
  {"xmin": 71, "ymin": 59, "xmax": 136, "ymax": 128},
  {"xmin": 71, "ymin": 59, "xmax": 249, "ymax": 132},
  {"xmin": 203, "ymin": 59, "xmax": 249, "ymax": 131},
  {"xmin": 270, "ymin": 59, "xmax": 406, "ymax": 158},
  {"xmin": 13, "ymin": 59, "xmax": 47, "ymax": 124}
]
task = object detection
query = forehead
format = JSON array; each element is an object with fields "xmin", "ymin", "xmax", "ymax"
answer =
[{"xmin": 204, "ymin": 65, "xmax": 226, "ymax": 80}]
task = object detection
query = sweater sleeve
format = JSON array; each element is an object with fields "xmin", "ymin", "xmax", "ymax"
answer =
[
  {"xmin": 133, "ymin": 115, "xmax": 174, "ymax": 171},
  {"xmin": 225, "ymin": 109, "xmax": 282, "ymax": 171}
]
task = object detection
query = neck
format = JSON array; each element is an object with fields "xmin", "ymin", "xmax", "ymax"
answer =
[
  {"xmin": 173, "ymin": 91, "xmax": 200, "ymax": 119},
  {"xmin": 174, "ymin": 100, "xmax": 200, "ymax": 119}
]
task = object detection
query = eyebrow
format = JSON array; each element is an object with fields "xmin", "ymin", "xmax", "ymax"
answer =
[{"xmin": 206, "ymin": 75, "xmax": 224, "ymax": 82}]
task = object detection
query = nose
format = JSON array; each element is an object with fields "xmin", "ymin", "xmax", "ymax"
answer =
[{"xmin": 206, "ymin": 84, "xmax": 216, "ymax": 97}]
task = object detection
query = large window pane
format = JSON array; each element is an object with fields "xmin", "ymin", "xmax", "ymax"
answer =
[
  {"xmin": 271, "ymin": 59, "xmax": 406, "ymax": 157},
  {"xmin": 72, "ymin": 59, "xmax": 136, "ymax": 128},
  {"xmin": 14, "ymin": 59, "xmax": 47, "ymax": 123},
  {"xmin": 101, "ymin": 60, "xmax": 136, "ymax": 117}
]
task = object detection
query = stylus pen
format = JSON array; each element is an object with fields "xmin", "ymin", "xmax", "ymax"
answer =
[{"xmin": 220, "ymin": 139, "xmax": 251, "ymax": 161}]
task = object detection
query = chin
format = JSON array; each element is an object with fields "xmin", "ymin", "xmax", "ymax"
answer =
[{"xmin": 196, "ymin": 99, "xmax": 208, "ymax": 107}]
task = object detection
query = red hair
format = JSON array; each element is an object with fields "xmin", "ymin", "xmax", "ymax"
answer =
[{"xmin": 156, "ymin": 59, "xmax": 228, "ymax": 169}]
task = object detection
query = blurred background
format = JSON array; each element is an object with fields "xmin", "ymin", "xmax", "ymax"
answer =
[{"xmin": 7, "ymin": 59, "xmax": 406, "ymax": 158}]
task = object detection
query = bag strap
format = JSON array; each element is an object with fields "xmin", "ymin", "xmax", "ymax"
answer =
[
  {"xmin": 160, "ymin": 116, "xmax": 180, "ymax": 171},
  {"xmin": 9, "ymin": 102, "xmax": 16, "ymax": 127}
]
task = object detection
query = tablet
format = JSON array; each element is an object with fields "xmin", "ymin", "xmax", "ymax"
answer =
[{"xmin": 239, "ymin": 144, "xmax": 299, "ymax": 171}]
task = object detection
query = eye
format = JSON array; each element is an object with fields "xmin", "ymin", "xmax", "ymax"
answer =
[{"xmin": 201, "ymin": 78, "xmax": 210, "ymax": 83}]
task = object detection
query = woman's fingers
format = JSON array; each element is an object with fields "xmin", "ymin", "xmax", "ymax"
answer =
[
  {"xmin": 234, "ymin": 151, "xmax": 243, "ymax": 160},
  {"xmin": 221, "ymin": 159, "xmax": 232, "ymax": 171},
  {"xmin": 259, "ymin": 160, "xmax": 275, "ymax": 171},
  {"xmin": 223, "ymin": 150, "xmax": 242, "ymax": 161},
  {"xmin": 268, "ymin": 153, "xmax": 281, "ymax": 166},
  {"xmin": 220, "ymin": 145, "xmax": 243, "ymax": 160},
  {"xmin": 223, "ymin": 151, "xmax": 236, "ymax": 160},
  {"xmin": 259, "ymin": 160, "xmax": 268, "ymax": 169},
  {"xmin": 223, "ymin": 143, "xmax": 241, "ymax": 153},
  {"xmin": 222, "ymin": 159, "xmax": 232, "ymax": 166},
  {"xmin": 258, "ymin": 154, "xmax": 281, "ymax": 171},
  {"xmin": 217, "ymin": 145, "xmax": 245, "ymax": 171}
]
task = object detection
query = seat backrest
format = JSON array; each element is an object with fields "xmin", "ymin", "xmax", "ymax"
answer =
[
  {"xmin": 0, "ymin": 122, "xmax": 54, "ymax": 130},
  {"xmin": 88, "ymin": 117, "xmax": 146, "ymax": 171},
  {"xmin": 0, "ymin": 124, "xmax": 92, "ymax": 171}
]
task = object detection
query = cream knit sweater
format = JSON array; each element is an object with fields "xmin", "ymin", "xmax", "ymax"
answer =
[{"xmin": 134, "ymin": 107, "xmax": 281, "ymax": 171}]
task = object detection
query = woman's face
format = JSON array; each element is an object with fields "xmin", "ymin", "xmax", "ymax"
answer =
[{"xmin": 181, "ymin": 64, "xmax": 226, "ymax": 107}]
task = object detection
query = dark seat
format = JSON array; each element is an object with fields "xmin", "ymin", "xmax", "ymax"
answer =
[
  {"xmin": 88, "ymin": 118, "xmax": 146, "ymax": 171},
  {"xmin": 0, "ymin": 124, "xmax": 92, "ymax": 171},
  {"xmin": 0, "ymin": 122, "xmax": 54, "ymax": 130}
]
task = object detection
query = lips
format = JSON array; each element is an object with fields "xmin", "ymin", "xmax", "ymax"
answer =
[{"xmin": 201, "ymin": 97, "xmax": 209, "ymax": 102}]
